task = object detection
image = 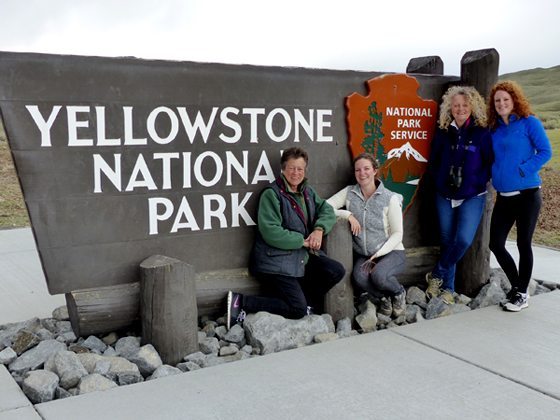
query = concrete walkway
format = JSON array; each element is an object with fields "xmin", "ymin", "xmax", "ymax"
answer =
[{"xmin": 1, "ymin": 228, "xmax": 560, "ymax": 419}]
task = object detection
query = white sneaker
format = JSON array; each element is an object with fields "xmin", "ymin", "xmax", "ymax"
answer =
[{"xmin": 504, "ymin": 292, "xmax": 529, "ymax": 312}]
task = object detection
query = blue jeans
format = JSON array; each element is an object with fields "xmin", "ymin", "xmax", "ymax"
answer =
[{"xmin": 433, "ymin": 193, "xmax": 486, "ymax": 291}]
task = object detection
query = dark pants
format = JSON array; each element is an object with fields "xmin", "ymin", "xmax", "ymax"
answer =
[
  {"xmin": 489, "ymin": 188, "xmax": 542, "ymax": 293},
  {"xmin": 244, "ymin": 253, "xmax": 345, "ymax": 319}
]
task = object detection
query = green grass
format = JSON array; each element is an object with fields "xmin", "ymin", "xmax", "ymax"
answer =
[
  {"xmin": 546, "ymin": 129, "xmax": 560, "ymax": 170},
  {"xmin": 500, "ymin": 65, "xmax": 560, "ymax": 130}
]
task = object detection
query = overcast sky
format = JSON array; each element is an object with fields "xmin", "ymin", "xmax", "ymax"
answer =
[{"xmin": 0, "ymin": 0, "xmax": 558, "ymax": 76}]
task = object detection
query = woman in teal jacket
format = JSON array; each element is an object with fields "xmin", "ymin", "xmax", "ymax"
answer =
[{"xmin": 487, "ymin": 81, "xmax": 552, "ymax": 312}]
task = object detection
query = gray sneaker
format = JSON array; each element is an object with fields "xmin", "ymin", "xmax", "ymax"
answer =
[
  {"xmin": 378, "ymin": 297, "xmax": 392, "ymax": 317},
  {"xmin": 392, "ymin": 290, "xmax": 406, "ymax": 317}
]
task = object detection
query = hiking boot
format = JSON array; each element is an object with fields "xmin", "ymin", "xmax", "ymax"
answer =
[
  {"xmin": 392, "ymin": 290, "xmax": 406, "ymax": 317},
  {"xmin": 226, "ymin": 291, "xmax": 244, "ymax": 330},
  {"xmin": 378, "ymin": 296, "xmax": 392, "ymax": 317},
  {"xmin": 504, "ymin": 292, "xmax": 529, "ymax": 312},
  {"xmin": 425, "ymin": 273, "xmax": 443, "ymax": 300},
  {"xmin": 499, "ymin": 287, "xmax": 519, "ymax": 307},
  {"xmin": 440, "ymin": 289, "xmax": 455, "ymax": 305}
]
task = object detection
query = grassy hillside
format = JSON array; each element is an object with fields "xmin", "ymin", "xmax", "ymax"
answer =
[{"xmin": 500, "ymin": 65, "xmax": 560, "ymax": 130}]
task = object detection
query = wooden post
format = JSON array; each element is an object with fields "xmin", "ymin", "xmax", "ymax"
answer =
[
  {"xmin": 406, "ymin": 56, "xmax": 444, "ymax": 75},
  {"xmin": 457, "ymin": 48, "xmax": 500, "ymax": 295},
  {"xmin": 140, "ymin": 255, "xmax": 198, "ymax": 365},
  {"xmin": 323, "ymin": 218, "xmax": 354, "ymax": 322},
  {"xmin": 65, "ymin": 283, "xmax": 140, "ymax": 337}
]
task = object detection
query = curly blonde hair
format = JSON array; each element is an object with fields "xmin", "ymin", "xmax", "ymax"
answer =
[
  {"xmin": 487, "ymin": 80, "xmax": 533, "ymax": 129},
  {"xmin": 438, "ymin": 86, "xmax": 488, "ymax": 129}
]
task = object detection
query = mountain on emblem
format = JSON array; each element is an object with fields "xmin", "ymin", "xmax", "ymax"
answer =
[{"xmin": 386, "ymin": 142, "xmax": 427, "ymax": 162}]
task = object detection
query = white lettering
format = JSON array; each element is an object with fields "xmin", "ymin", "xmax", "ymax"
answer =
[
  {"xmin": 123, "ymin": 106, "xmax": 147, "ymax": 145},
  {"xmin": 153, "ymin": 152, "xmax": 180, "ymax": 190},
  {"xmin": 25, "ymin": 105, "xmax": 61, "ymax": 147},
  {"xmin": 177, "ymin": 107, "xmax": 218, "ymax": 144},
  {"xmin": 203, "ymin": 194, "xmax": 227, "ymax": 229},
  {"xmin": 148, "ymin": 197, "xmax": 174, "ymax": 235},
  {"xmin": 294, "ymin": 109, "xmax": 313, "ymax": 142},
  {"xmin": 67, "ymin": 106, "xmax": 93, "ymax": 146},
  {"xmin": 194, "ymin": 151, "xmax": 223, "ymax": 187},
  {"xmin": 265, "ymin": 108, "xmax": 292, "ymax": 142},
  {"xmin": 231, "ymin": 192, "xmax": 255, "ymax": 227},
  {"xmin": 95, "ymin": 106, "xmax": 121, "ymax": 146},
  {"xmin": 219, "ymin": 107, "xmax": 242, "ymax": 143},
  {"xmin": 316, "ymin": 109, "xmax": 333, "ymax": 142},
  {"xmin": 225, "ymin": 151, "xmax": 249, "ymax": 186},
  {"xmin": 242, "ymin": 108, "xmax": 265, "ymax": 143},
  {"xmin": 93, "ymin": 154, "xmax": 121, "ymax": 192},
  {"xmin": 147, "ymin": 106, "xmax": 179, "ymax": 145},
  {"xmin": 125, "ymin": 153, "xmax": 157, "ymax": 191},
  {"xmin": 171, "ymin": 196, "xmax": 200, "ymax": 232}
]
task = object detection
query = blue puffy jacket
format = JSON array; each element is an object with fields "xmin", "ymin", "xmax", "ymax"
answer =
[{"xmin": 491, "ymin": 115, "xmax": 552, "ymax": 192}]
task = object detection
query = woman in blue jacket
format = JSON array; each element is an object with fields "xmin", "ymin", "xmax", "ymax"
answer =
[
  {"xmin": 425, "ymin": 86, "xmax": 493, "ymax": 304},
  {"xmin": 488, "ymin": 81, "xmax": 552, "ymax": 312}
]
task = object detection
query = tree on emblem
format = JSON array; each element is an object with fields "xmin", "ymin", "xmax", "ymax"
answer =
[{"xmin": 362, "ymin": 101, "xmax": 385, "ymax": 164}]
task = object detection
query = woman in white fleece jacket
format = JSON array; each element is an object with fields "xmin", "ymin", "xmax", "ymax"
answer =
[{"xmin": 327, "ymin": 152, "xmax": 406, "ymax": 318}]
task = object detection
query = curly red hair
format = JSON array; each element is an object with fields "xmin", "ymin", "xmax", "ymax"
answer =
[{"xmin": 487, "ymin": 80, "xmax": 533, "ymax": 129}]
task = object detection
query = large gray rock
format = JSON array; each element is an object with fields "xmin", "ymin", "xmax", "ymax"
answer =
[
  {"xmin": 0, "ymin": 317, "xmax": 41, "ymax": 350},
  {"xmin": 104, "ymin": 356, "xmax": 143, "ymax": 385},
  {"xmin": 46, "ymin": 350, "xmax": 88, "ymax": 389},
  {"xmin": 56, "ymin": 331, "xmax": 77, "ymax": 344},
  {"xmin": 36, "ymin": 328, "xmax": 55, "ymax": 341},
  {"xmin": 176, "ymin": 361, "xmax": 201, "ymax": 372},
  {"xmin": 219, "ymin": 344, "xmax": 238, "ymax": 357},
  {"xmin": 102, "ymin": 332, "xmax": 119, "ymax": 346},
  {"xmin": 470, "ymin": 280, "xmax": 505, "ymax": 310},
  {"xmin": 224, "ymin": 324, "xmax": 245, "ymax": 344},
  {"xmin": 11, "ymin": 329, "xmax": 41, "ymax": 355},
  {"xmin": 147, "ymin": 364, "xmax": 182, "ymax": 380},
  {"xmin": 115, "ymin": 336, "xmax": 141, "ymax": 358},
  {"xmin": 128, "ymin": 344, "xmax": 163, "ymax": 377},
  {"xmin": 335, "ymin": 317, "xmax": 352, "ymax": 337},
  {"xmin": 199, "ymin": 337, "xmax": 220, "ymax": 355},
  {"xmin": 405, "ymin": 305, "xmax": 424, "ymax": 324},
  {"xmin": 355, "ymin": 301, "xmax": 378, "ymax": 333},
  {"xmin": 76, "ymin": 353, "xmax": 105, "ymax": 373},
  {"xmin": 78, "ymin": 373, "xmax": 118, "ymax": 394},
  {"xmin": 490, "ymin": 268, "xmax": 511, "ymax": 292},
  {"xmin": 22, "ymin": 370, "xmax": 59, "ymax": 403},
  {"xmin": 425, "ymin": 297, "xmax": 453, "ymax": 319},
  {"xmin": 314, "ymin": 333, "xmax": 339, "ymax": 343},
  {"xmin": 54, "ymin": 321, "xmax": 73, "ymax": 335},
  {"xmin": 0, "ymin": 347, "xmax": 17, "ymax": 365},
  {"xmin": 243, "ymin": 312, "xmax": 334, "ymax": 355},
  {"xmin": 52, "ymin": 305, "xmax": 70, "ymax": 321},
  {"xmin": 82, "ymin": 336, "xmax": 107, "ymax": 353},
  {"xmin": 183, "ymin": 351, "xmax": 207, "ymax": 366},
  {"xmin": 9, "ymin": 339, "xmax": 66, "ymax": 374},
  {"xmin": 406, "ymin": 286, "xmax": 428, "ymax": 309}
]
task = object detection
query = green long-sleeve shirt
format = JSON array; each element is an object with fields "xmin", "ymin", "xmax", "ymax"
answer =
[{"xmin": 257, "ymin": 175, "xmax": 336, "ymax": 251}]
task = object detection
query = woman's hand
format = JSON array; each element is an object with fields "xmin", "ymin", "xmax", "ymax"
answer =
[
  {"xmin": 348, "ymin": 214, "xmax": 362, "ymax": 236},
  {"xmin": 306, "ymin": 229, "xmax": 323, "ymax": 250}
]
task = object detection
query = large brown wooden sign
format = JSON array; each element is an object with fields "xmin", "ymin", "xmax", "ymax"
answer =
[{"xmin": 0, "ymin": 52, "xmax": 457, "ymax": 295}]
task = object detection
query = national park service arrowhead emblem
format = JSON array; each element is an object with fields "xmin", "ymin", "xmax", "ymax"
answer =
[{"xmin": 346, "ymin": 74, "xmax": 438, "ymax": 213}]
